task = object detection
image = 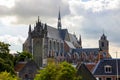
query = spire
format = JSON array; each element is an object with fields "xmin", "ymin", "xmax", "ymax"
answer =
[
  {"xmin": 57, "ymin": 8, "xmax": 62, "ymax": 30},
  {"xmin": 38, "ymin": 16, "xmax": 40, "ymax": 22},
  {"xmin": 58, "ymin": 8, "xmax": 61, "ymax": 20},
  {"xmin": 100, "ymin": 29, "xmax": 107, "ymax": 40},
  {"xmin": 101, "ymin": 33, "xmax": 107, "ymax": 40},
  {"xmin": 78, "ymin": 35, "xmax": 82, "ymax": 48}
]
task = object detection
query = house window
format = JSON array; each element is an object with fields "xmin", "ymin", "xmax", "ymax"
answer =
[
  {"xmin": 106, "ymin": 78, "xmax": 112, "ymax": 80},
  {"xmin": 99, "ymin": 78, "xmax": 102, "ymax": 80},
  {"xmin": 104, "ymin": 65, "xmax": 112, "ymax": 73},
  {"xmin": 116, "ymin": 78, "xmax": 120, "ymax": 80},
  {"xmin": 96, "ymin": 77, "xmax": 102, "ymax": 80}
]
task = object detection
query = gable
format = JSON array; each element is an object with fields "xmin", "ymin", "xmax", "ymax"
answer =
[{"xmin": 76, "ymin": 63, "xmax": 96, "ymax": 80}]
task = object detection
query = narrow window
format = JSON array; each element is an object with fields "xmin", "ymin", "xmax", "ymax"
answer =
[{"xmin": 102, "ymin": 42, "xmax": 104, "ymax": 47}]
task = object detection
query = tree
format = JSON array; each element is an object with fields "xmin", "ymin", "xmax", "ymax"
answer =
[
  {"xmin": 35, "ymin": 63, "xmax": 58, "ymax": 80},
  {"xmin": 0, "ymin": 42, "xmax": 10, "ymax": 54},
  {"xmin": 14, "ymin": 51, "xmax": 32, "ymax": 64},
  {"xmin": 34, "ymin": 62, "xmax": 82, "ymax": 80},
  {"xmin": 0, "ymin": 71, "xmax": 19, "ymax": 80},
  {"xmin": 0, "ymin": 41, "xmax": 14, "ymax": 74},
  {"xmin": 57, "ymin": 62, "xmax": 77, "ymax": 80}
]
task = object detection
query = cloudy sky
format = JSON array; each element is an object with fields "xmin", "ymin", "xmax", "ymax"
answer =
[{"xmin": 0, "ymin": 0, "xmax": 120, "ymax": 58}]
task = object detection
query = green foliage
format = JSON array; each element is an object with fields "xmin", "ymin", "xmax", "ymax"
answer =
[
  {"xmin": 0, "ymin": 71, "xmax": 19, "ymax": 80},
  {"xmin": 0, "ymin": 41, "xmax": 15, "ymax": 74},
  {"xmin": 14, "ymin": 51, "xmax": 32, "ymax": 66},
  {"xmin": 35, "ymin": 63, "xmax": 58, "ymax": 80},
  {"xmin": 57, "ymin": 62, "xmax": 77, "ymax": 80},
  {"xmin": 0, "ymin": 42, "xmax": 10, "ymax": 54},
  {"xmin": 34, "ymin": 62, "xmax": 82, "ymax": 80},
  {"xmin": 16, "ymin": 51, "xmax": 32, "ymax": 62}
]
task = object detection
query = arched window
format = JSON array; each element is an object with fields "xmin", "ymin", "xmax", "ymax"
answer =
[
  {"xmin": 54, "ymin": 41, "xmax": 56, "ymax": 50},
  {"xmin": 61, "ymin": 43, "xmax": 63, "ymax": 51},
  {"xmin": 57, "ymin": 42, "xmax": 59, "ymax": 52},
  {"xmin": 49, "ymin": 40, "xmax": 52, "ymax": 50},
  {"xmin": 101, "ymin": 42, "xmax": 104, "ymax": 47}
]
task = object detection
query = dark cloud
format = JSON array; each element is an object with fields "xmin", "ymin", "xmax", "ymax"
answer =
[
  {"xmin": 0, "ymin": 0, "xmax": 70, "ymax": 24},
  {"xmin": 68, "ymin": 0, "xmax": 120, "ymax": 47},
  {"xmin": 80, "ymin": 9, "xmax": 120, "ymax": 41},
  {"xmin": 0, "ymin": 6, "xmax": 11, "ymax": 17},
  {"xmin": 13, "ymin": 0, "xmax": 69, "ymax": 17}
]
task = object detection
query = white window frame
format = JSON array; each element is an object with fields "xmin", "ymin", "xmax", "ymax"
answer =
[{"xmin": 104, "ymin": 65, "xmax": 112, "ymax": 73}]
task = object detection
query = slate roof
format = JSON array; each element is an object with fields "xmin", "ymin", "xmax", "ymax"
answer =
[
  {"xmin": 47, "ymin": 25, "xmax": 79, "ymax": 44},
  {"xmin": 93, "ymin": 59, "xmax": 120, "ymax": 75},
  {"xmin": 59, "ymin": 29, "xmax": 68, "ymax": 40},
  {"xmin": 65, "ymin": 41, "xmax": 75, "ymax": 49},
  {"xmin": 69, "ymin": 34, "xmax": 78, "ymax": 45},
  {"xmin": 73, "ymin": 48, "xmax": 99, "ymax": 55},
  {"xmin": 47, "ymin": 26, "xmax": 61, "ymax": 40}
]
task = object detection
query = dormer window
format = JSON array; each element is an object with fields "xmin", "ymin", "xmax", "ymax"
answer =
[{"xmin": 104, "ymin": 65, "xmax": 112, "ymax": 73}]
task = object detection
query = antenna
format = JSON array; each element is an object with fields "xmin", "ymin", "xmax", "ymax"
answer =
[
  {"xmin": 116, "ymin": 51, "xmax": 118, "ymax": 80},
  {"xmin": 102, "ymin": 29, "xmax": 105, "ymax": 34}
]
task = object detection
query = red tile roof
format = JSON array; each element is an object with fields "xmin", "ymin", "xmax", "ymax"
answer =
[
  {"xmin": 85, "ymin": 63, "xmax": 96, "ymax": 72},
  {"xmin": 14, "ymin": 62, "xmax": 27, "ymax": 72}
]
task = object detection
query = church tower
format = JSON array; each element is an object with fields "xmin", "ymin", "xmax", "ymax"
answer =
[
  {"xmin": 31, "ymin": 16, "xmax": 47, "ymax": 67},
  {"xmin": 57, "ymin": 9, "xmax": 62, "ymax": 30},
  {"xmin": 99, "ymin": 34, "xmax": 109, "ymax": 58}
]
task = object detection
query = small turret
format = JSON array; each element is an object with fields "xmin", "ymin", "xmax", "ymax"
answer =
[
  {"xmin": 44, "ymin": 23, "xmax": 47, "ymax": 36},
  {"xmin": 78, "ymin": 35, "xmax": 82, "ymax": 48},
  {"xmin": 44, "ymin": 23, "xmax": 47, "ymax": 31},
  {"xmin": 28, "ymin": 24, "xmax": 31, "ymax": 36}
]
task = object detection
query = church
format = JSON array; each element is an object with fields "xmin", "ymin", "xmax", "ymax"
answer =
[{"xmin": 23, "ymin": 10, "xmax": 111, "ymax": 67}]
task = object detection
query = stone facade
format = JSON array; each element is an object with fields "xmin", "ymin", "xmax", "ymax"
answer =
[{"xmin": 23, "ymin": 10, "xmax": 111, "ymax": 67}]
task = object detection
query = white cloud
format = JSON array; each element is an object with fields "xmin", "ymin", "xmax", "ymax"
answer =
[
  {"xmin": 0, "ymin": 0, "xmax": 15, "ymax": 8},
  {"xmin": 0, "ymin": 35, "xmax": 25, "ymax": 53},
  {"xmin": 0, "ymin": 0, "xmax": 120, "ymax": 57},
  {"xmin": 69, "ymin": 0, "xmax": 120, "ymax": 13}
]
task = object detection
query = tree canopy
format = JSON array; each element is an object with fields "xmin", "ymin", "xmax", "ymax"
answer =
[
  {"xmin": 0, "ymin": 71, "xmax": 19, "ymax": 80},
  {"xmin": 0, "ymin": 41, "xmax": 14, "ymax": 74},
  {"xmin": 34, "ymin": 62, "xmax": 82, "ymax": 80},
  {"xmin": 14, "ymin": 51, "xmax": 32, "ymax": 65}
]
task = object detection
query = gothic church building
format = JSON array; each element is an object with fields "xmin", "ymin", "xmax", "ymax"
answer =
[{"xmin": 23, "ymin": 10, "xmax": 111, "ymax": 67}]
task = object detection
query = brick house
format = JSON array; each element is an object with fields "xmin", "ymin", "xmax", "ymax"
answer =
[{"xmin": 14, "ymin": 60, "xmax": 39, "ymax": 80}]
